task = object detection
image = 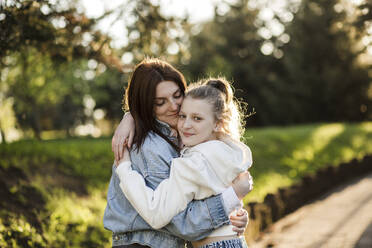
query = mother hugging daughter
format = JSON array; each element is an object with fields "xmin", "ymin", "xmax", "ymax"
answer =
[{"xmin": 104, "ymin": 58, "xmax": 253, "ymax": 248}]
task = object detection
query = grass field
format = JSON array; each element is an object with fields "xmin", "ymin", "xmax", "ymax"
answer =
[
  {"xmin": 0, "ymin": 122, "xmax": 371, "ymax": 247},
  {"xmin": 243, "ymin": 122, "xmax": 372, "ymax": 203}
]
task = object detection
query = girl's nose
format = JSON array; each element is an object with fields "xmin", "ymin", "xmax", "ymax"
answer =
[{"xmin": 183, "ymin": 118, "xmax": 192, "ymax": 128}]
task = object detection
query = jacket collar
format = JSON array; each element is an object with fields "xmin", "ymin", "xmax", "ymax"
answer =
[{"xmin": 155, "ymin": 119, "xmax": 173, "ymax": 138}]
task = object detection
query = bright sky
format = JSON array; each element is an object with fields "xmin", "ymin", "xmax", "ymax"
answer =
[
  {"xmin": 80, "ymin": 0, "xmax": 225, "ymax": 22},
  {"xmin": 79, "ymin": 0, "xmax": 370, "ymax": 59},
  {"xmin": 79, "ymin": 0, "xmax": 226, "ymax": 48},
  {"xmin": 79, "ymin": 0, "xmax": 298, "ymax": 57}
]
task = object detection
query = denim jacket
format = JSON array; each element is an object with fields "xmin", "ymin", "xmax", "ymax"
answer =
[{"xmin": 103, "ymin": 121, "xmax": 230, "ymax": 248}]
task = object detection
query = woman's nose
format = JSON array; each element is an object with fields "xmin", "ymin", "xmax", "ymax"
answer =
[{"xmin": 169, "ymin": 99, "xmax": 179, "ymax": 111}]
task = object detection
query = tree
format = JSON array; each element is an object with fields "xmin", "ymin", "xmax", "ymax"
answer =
[
  {"xmin": 4, "ymin": 49, "xmax": 90, "ymax": 138},
  {"xmin": 0, "ymin": 0, "xmax": 194, "ymax": 139},
  {"xmin": 0, "ymin": 0, "xmax": 123, "ymax": 68},
  {"xmin": 119, "ymin": 0, "xmax": 190, "ymax": 65},
  {"xmin": 89, "ymin": 66, "xmax": 127, "ymax": 123},
  {"xmin": 185, "ymin": 0, "xmax": 371, "ymax": 126},
  {"xmin": 280, "ymin": 0, "xmax": 372, "ymax": 122},
  {"xmin": 184, "ymin": 0, "xmax": 281, "ymax": 125}
]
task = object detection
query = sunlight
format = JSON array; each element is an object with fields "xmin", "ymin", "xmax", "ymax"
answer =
[
  {"xmin": 75, "ymin": 123, "xmax": 101, "ymax": 137},
  {"xmin": 80, "ymin": 0, "xmax": 296, "ymax": 50},
  {"xmin": 261, "ymin": 41, "xmax": 274, "ymax": 55},
  {"xmin": 244, "ymin": 172, "xmax": 292, "ymax": 203},
  {"xmin": 281, "ymin": 124, "xmax": 345, "ymax": 172},
  {"xmin": 351, "ymin": 0, "xmax": 365, "ymax": 5},
  {"xmin": 361, "ymin": 122, "xmax": 372, "ymax": 132},
  {"xmin": 0, "ymin": 97, "xmax": 21, "ymax": 143}
]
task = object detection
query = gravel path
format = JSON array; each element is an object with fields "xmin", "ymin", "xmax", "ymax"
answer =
[{"xmin": 249, "ymin": 172, "xmax": 372, "ymax": 248}]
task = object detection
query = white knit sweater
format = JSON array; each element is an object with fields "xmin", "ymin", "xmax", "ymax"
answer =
[{"xmin": 115, "ymin": 138, "xmax": 253, "ymax": 234}]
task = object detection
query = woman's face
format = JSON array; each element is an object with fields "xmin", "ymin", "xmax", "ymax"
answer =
[{"xmin": 154, "ymin": 81, "xmax": 183, "ymax": 128}]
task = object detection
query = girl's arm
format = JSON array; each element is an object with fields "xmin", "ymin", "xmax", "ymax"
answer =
[
  {"xmin": 115, "ymin": 152, "xmax": 211, "ymax": 229},
  {"xmin": 116, "ymin": 142, "xmax": 252, "ymax": 229}
]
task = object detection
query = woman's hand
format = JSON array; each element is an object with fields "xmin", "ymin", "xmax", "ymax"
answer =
[
  {"xmin": 230, "ymin": 208, "xmax": 249, "ymax": 236},
  {"xmin": 112, "ymin": 112, "xmax": 135, "ymax": 162},
  {"xmin": 231, "ymin": 171, "xmax": 253, "ymax": 200},
  {"xmin": 116, "ymin": 147, "xmax": 131, "ymax": 167}
]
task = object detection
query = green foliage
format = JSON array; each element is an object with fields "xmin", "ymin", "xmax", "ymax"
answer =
[
  {"xmin": 1, "ymin": 0, "xmax": 371, "ymax": 137},
  {"xmin": 0, "ymin": 0, "xmax": 126, "ymax": 139},
  {"xmin": 0, "ymin": 214, "xmax": 45, "ymax": 248},
  {"xmin": 184, "ymin": 0, "xmax": 372, "ymax": 126},
  {"xmin": 0, "ymin": 137, "xmax": 113, "ymax": 247},
  {"xmin": 244, "ymin": 122, "xmax": 372, "ymax": 203},
  {"xmin": 90, "ymin": 66, "xmax": 127, "ymax": 122},
  {"xmin": 0, "ymin": 0, "xmax": 116, "ymax": 66},
  {"xmin": 0, "ymin": 0, "xmax": 192, "ymax": 139},
  {"xmin": 0, "ymin": 137, "xmax": 113, "ymax": 188},
  {"xmin": 42, "ymin": 189, "xmax": 110, "ymax": 247},
  {"xmin": 124, "ymin": 0, "xmax": 191, "ymax": 64},
  {"xmin": 0, "ymin": 122, "xmax": 371, "ymax": 246},
  {"xmin": 280, "ymin": 0, "xmax": 371, "ymax": 123},
  {"xmin": 4, "ymin": 49, "xmax": 91, "ymax": 138}
]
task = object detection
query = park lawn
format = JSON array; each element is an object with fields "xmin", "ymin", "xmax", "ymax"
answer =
[
  {"xmin": 0, "ymin": 138, "xmax": 114, "ymax": 247},
  {"xmin": 243, "ymin": 122, "xmax": 372, "ymax": 203},
  {"xmin": 0, "ymin": 122, "xmax": 371, "ymax": 247}
]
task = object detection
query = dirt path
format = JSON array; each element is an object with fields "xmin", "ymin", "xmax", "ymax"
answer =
[{"xmin": 249, "ymin": 172, "xmax": 372, "ymax": 248}]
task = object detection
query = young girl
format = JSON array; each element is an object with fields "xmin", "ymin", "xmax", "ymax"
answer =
[{"xmin": 115, "ymin": 78, "xmax": 253, "ymax": 248}]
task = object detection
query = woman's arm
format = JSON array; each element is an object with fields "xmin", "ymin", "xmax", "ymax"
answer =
[
  {"xmin": 115, "ymin": 152, "xmax": 213, "ymax": 229},
  {"xmin": 112, "ymin": 112, "xmax": 135, "ymax": 162}
]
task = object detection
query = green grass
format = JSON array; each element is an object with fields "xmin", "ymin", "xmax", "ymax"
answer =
[
  {"xmin": 0, "ymin": 137, "xmax": 113, "ymax": 247},
  {"xmin": 243, "ymin": 122, "xmax": 372, "ymax": 203},
  {"xmin": 0, "ymin": 122, "xmax": 371, "ymax": 247}
]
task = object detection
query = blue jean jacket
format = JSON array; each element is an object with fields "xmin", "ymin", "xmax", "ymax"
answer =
[{"xmin": 103, "ymin": 122, "xmax": 230, "ymax": 248}]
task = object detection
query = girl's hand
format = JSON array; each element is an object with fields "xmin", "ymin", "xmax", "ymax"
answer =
[
  {"xmin": 112, "ymin": 112, "xmax": 135, "ymax": 162},
  {"xmin": 231, "ymin": 171, "xmax": 253, "ymax": 200},
  {"xmin": 230, "ymin": 209, "xmax": 249, "ymax": 236}
]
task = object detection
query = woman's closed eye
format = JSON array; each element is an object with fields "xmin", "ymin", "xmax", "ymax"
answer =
[
  {"xmin": 173, "ymin": 90, "xmax": 182, "ymax": 99},
  {"xmin": 155, "ymin": 99, "xmax": 165, "ymax": 106}
]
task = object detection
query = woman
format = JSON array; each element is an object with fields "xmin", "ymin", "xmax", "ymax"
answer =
[
  {"xmin": 115, "ymin": 78, "xmax": 253, "ymax": 247},
  {"xmin": 104, "ymin": 58, "xmax": 252, "ymax": 248}
]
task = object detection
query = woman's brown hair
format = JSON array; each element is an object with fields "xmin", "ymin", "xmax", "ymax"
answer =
[{"xmin": 124, "ymin": 58, "xmax": 186, "ymax": 151}]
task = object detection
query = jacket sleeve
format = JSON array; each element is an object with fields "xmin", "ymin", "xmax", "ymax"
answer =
[{"xmin": 115, "ymin": 152, "xmax": 222, "ymax": 229}]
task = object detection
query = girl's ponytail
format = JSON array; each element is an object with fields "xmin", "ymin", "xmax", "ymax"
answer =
[{"xmin": 205, "ymin": 79, "xmax": 233, "ymax": 104}]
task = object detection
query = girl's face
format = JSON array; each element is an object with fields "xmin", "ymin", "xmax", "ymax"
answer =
[
  {"xmin": 154, "ymin": 81, "xmax": 183, "ymax": 128},
  {"xmin": 177, "ymin": 97, "xmax": 218, "ymax": 147}
]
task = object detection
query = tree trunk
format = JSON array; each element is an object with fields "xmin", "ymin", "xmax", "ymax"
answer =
[
  {"xmin": 32, "ymin": 109, "xmax": 42, "ymax": 140},
  {"xmin": 0, "ymin": 126, "xmax": 6, "ymax": 144},
  {"xmin": 65, "ymin": 128, "xmax": 72, "ymax": 138}
]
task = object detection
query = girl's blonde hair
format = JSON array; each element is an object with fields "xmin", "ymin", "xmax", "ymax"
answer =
[{"xmin": 186, "ymin": 77, "xmax": 245, "ymax": 141}]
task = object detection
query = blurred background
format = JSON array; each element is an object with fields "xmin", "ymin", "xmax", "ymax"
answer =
[
  {"xmin": 1, "ymin": 0, "xmax": 371, "ymax": 141},
  {"xmin": 0, "ymin": 0, "xmax": 371, "ymax": 247}
]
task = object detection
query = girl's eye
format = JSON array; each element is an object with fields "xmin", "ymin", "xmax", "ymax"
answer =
[
  {"xmin": 179, "ymin": 114, "xmax": 186, "ymax": 119},
  {"xmin": 193, "ymin": 116, "xmax": 202, "ymax": 121}
]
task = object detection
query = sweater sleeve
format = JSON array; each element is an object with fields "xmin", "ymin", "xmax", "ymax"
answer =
[{"xmin": 115, "ymin": 151, "xmax": 219, "ymax": 229}]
